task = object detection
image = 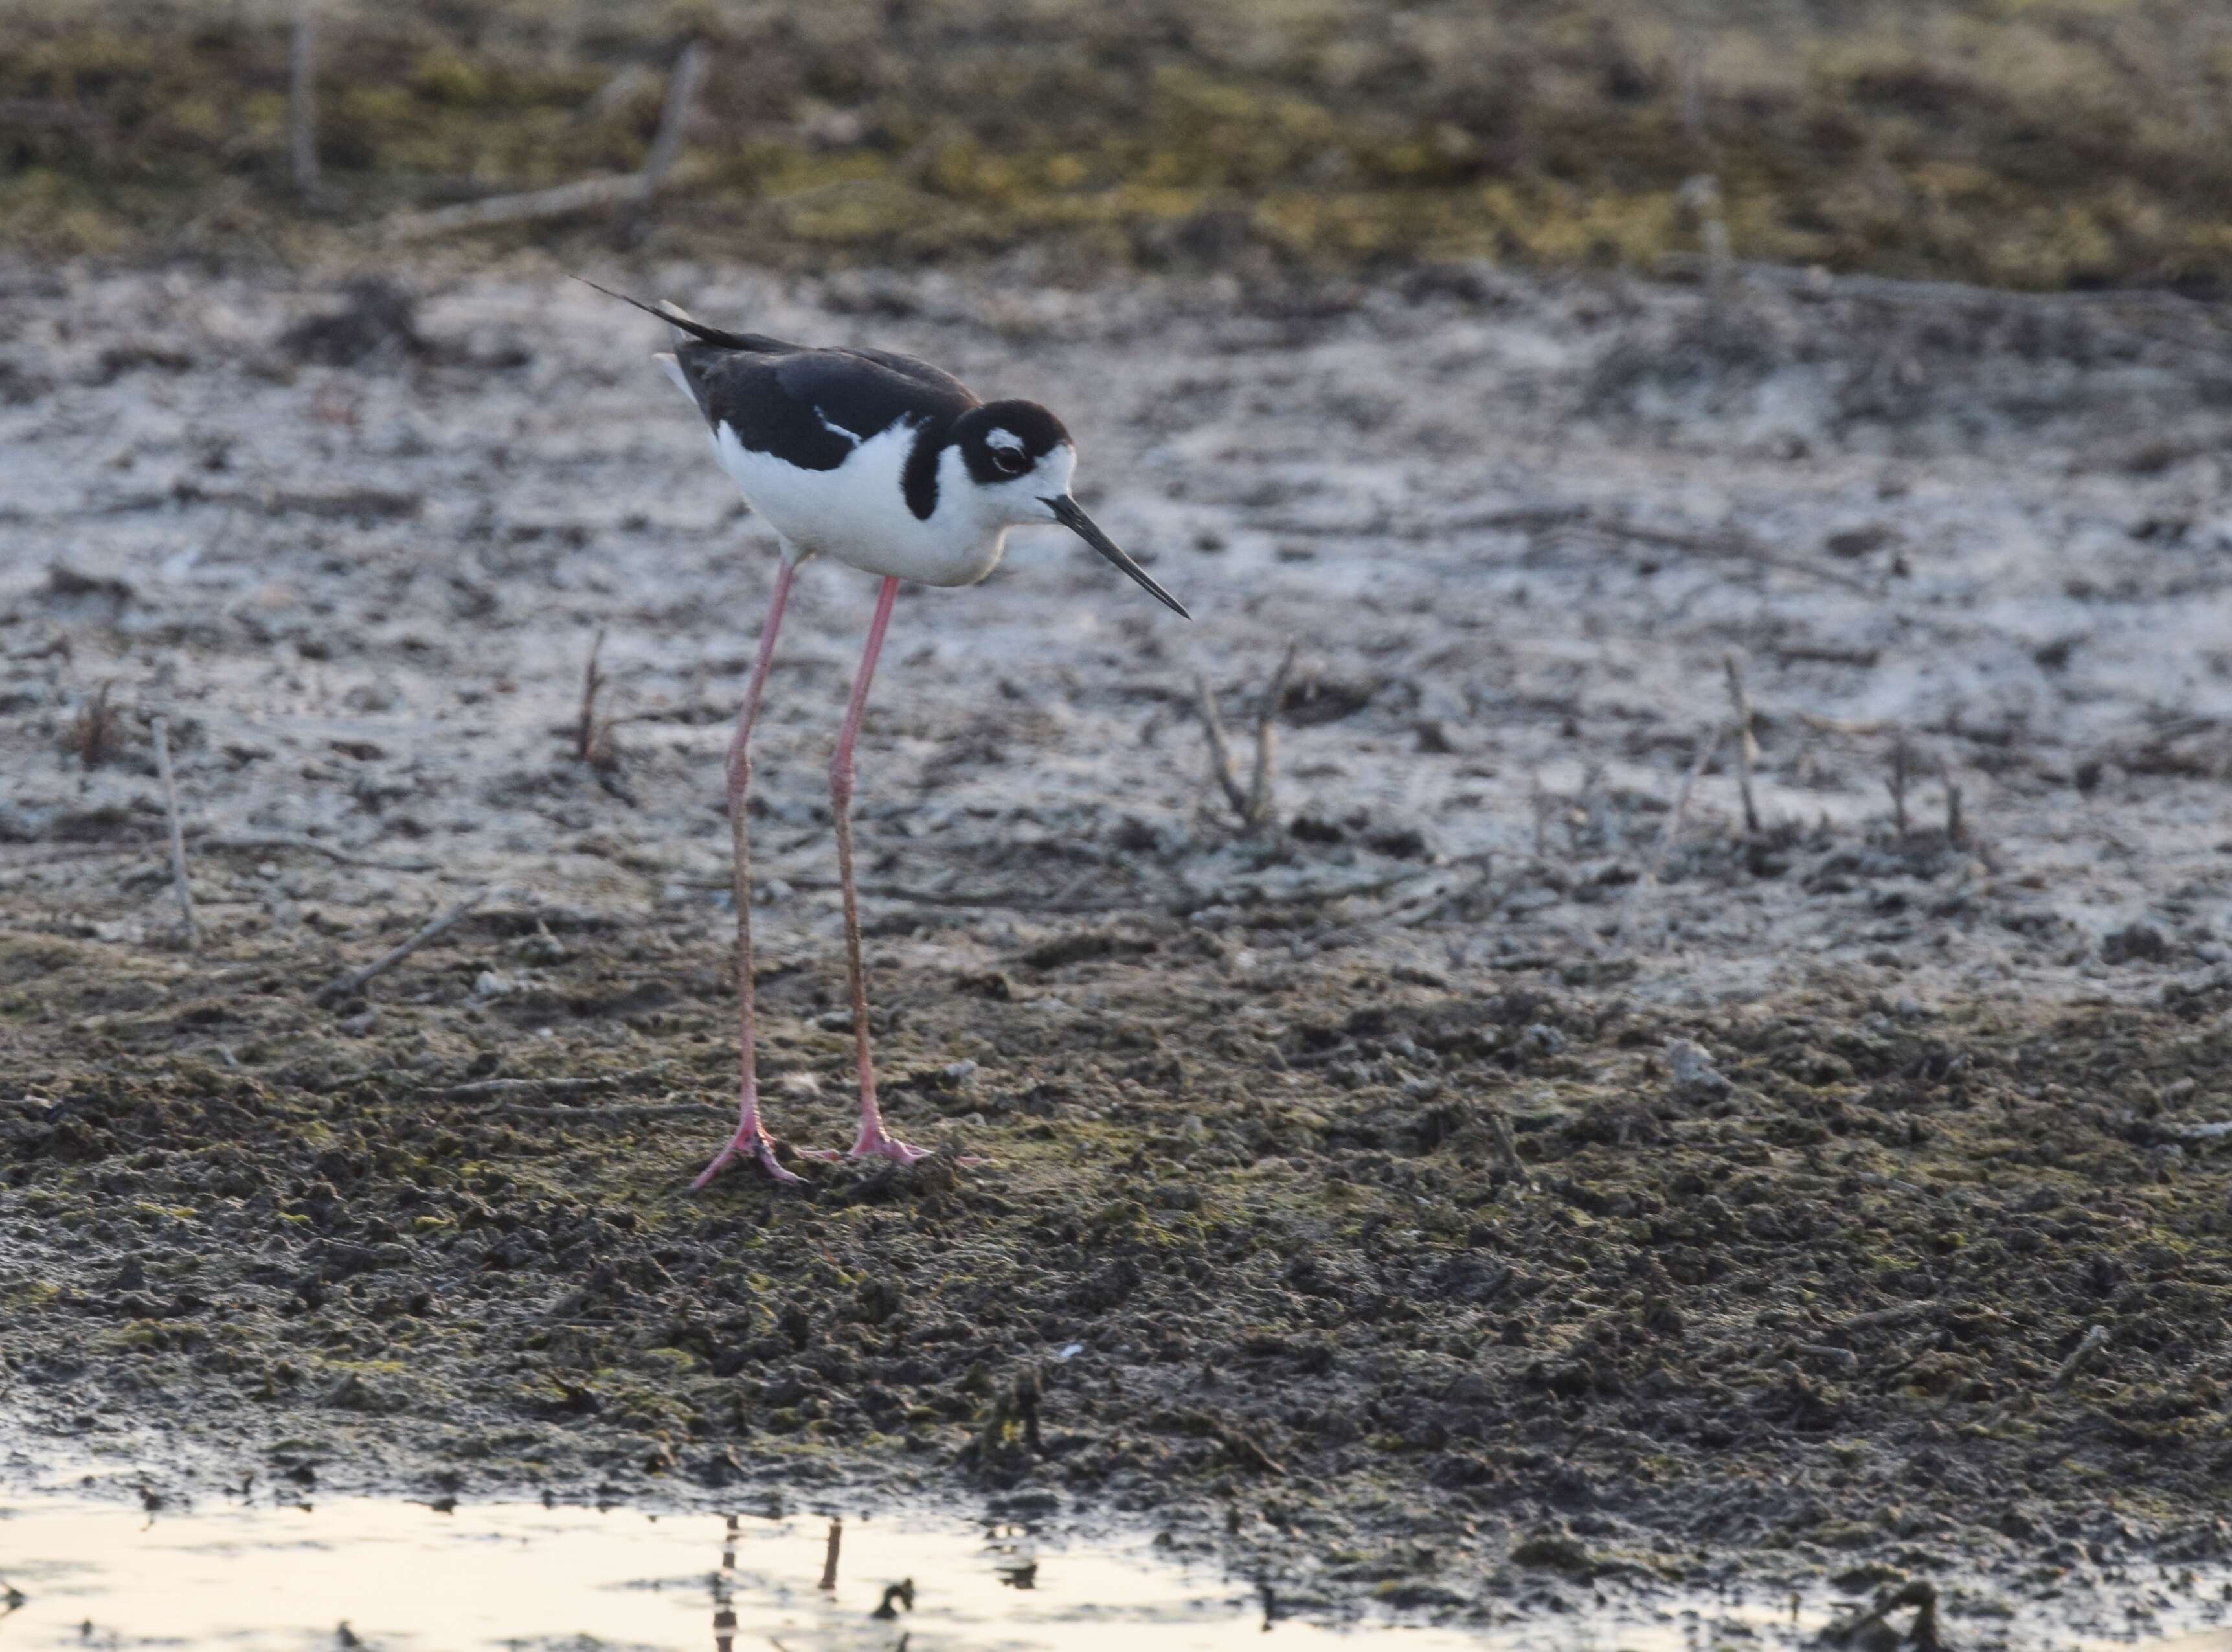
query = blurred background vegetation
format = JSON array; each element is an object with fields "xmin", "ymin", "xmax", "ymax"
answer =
[{"xmin": 6, "ymin": 0, "xmax": 2232, "ymax": 289}]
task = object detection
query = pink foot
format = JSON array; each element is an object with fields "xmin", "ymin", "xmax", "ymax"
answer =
[
  {"xmin": 852, "ymin": 1125, "xmax": 929, "ymax": 1164},
  {"xmin": 800, "ymin": 1121, "xmax": 929, "ymax": 1166},
  {"xmin": 691, "ymin": 1124, "xmax": 804, "ymax": 1190}
]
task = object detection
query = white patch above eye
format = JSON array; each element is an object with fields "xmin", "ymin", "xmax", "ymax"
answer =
[{"xmin": 986, "ymin": 428, "xmax": 1025, "ymax": 455}]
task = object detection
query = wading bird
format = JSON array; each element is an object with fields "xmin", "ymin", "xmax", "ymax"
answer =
[{"xmin": 584, "ymin": 280, "xmax": 1189, "ymax": 1187}]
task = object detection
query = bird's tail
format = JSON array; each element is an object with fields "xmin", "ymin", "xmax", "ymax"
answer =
[{"xmin": 572, "ymin": 276, "xmax": 779, "ymax": 352}]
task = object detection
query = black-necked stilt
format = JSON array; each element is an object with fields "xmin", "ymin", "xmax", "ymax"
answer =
[{"xmin": 582, "ymin": 280, "xmax": 1189, "ymax": 1187}]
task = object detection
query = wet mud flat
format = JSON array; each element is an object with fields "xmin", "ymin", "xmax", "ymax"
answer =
[{"xmin": 8, "ymin": 259, "xmax": 2232, "ymax": 1640}]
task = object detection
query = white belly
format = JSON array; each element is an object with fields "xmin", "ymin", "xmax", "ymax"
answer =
[{"xmin": 711, "ymin": 420, "xmax": 1007, "ymax": 587}]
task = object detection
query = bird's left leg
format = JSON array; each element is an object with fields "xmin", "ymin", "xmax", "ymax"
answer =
[
  {"xmin": 803, "ymin": 574, "xmax": 927, "ymax": 1166},
  {"xmin": 692, "ymin": 559, "xmax": 801, "ymax": 1190}
]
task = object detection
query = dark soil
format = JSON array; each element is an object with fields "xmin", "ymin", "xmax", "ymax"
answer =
[{"xmin": 8, "ymin": 920, "xmax": 2232, "ymax": 1633}]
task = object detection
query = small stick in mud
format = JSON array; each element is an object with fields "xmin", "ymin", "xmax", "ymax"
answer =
[
  {"xmin": 1489, "ymin": 1107, "xmax": 1533, "ymax": 1191},
  {"xmin": 196, "ymin": 833, "xmax": 437, "ymax": 873},
  {"xmin": 576, "ymin": 629, "xmax": 616, "ymax": 768},
  {"xmin": 1680, "ymin": 175, "xmax": 1731, "ymax": 336},
  {"xmin": 1195, "ymin": 672, "xmax": 1247, "ymax": 818},
  {"xmin": 150, "ymin": 715, "xmax": 201, "ymax": 953},
  {"xmin": 817, "ymin": 1516, "xmax": 842, "ymax": 1590},
  {"xmin": 1246, "ymin": 642, "xmax": 1297, "ymax": 827},
  {"xmin": 1722, "ymin": 651, "xmax": 1761, "ymax": 833},
  {"xmin": 73, "ymin": 679, "xmax": 119, "ymax": 767},
  {"xmin": 1609, "ymin": 722, "xmax": 1724, "ymax": 947},
  {"xmin": 1194, "ymin": 642, "xmax": 1296, "ymax": 832},
  {"xmin": 1821, "ymin": 1579, "xmax": 1946, "ymax": 1651},
  {"xmin": 315, "ymin": 884, "xmax": 497, "ymax": 1006},
  {"xmin": 975, "ymin": 1368, "xmax": 1048, "ymax": 1462},
  {"xmin": 1888, "ymin": 733, "xmax": 1911, "ymax": 841},
  {"xmin": 1940, "ymin": 755, "xmax": 1966, "ymax": 846},
  {"xmin": 2052, "ymin": 1323, "xmax": 2110, "ymax": 1389}
]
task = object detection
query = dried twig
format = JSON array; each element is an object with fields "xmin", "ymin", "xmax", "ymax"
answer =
[
  {"xmin": 1722, "ymin": 651, "xmax": 1760, "ymax": 833},
  {"xmin": 574, "ymin": 63, "xmax": 653, "ymax": 126},
  {"xmin": 1609, "ymin": 722, "xmax": 1724, "ymax": 946},
  {"xmin": 193, "ymin": 834, "xmax": 438, "ymax": 873},
  {"xmin": 2156, "ymin": 1119, "xmax": 2232, "ymax": 1142},
  {"xmin": 287, "ymin": 1, "xmax": 321, "ymax": 199},
  {"xmin": 1196, "ymin": 674, "xmax": 1248, "ymax": 817},
  {"xmin": 425, "ymin": 1074, "xmax": 647, "ymax": 1102},
  {"xmin": 2051, "ymin": 1324, "xmax": 2110, "ymax": 1390},
  {"xmin": 1247, "ymin": 642, "xmax": 1298, "ymax": 826},
  {"xmin": 387, "ymin": 40, "xmax": 705, "ymax": 241},
  {"xmin": 1194, "ymin": 642, "xmax": 1296, "ymax": 832},
  {"xmin": 315, "ymin": 884, "xmax": 497, "ymax": 1006},
  {"xmin": 150, "ymin": 716, "xmax": 201, "ymax": 953},
  {"xmin": 1488, "ymin": 1109, "xmax": 1533, "ymax": 1190},
  {"xmin": 1888, "ymin": 733, "xmax": 1911, "ymax": 841},
  {"xmin": 1940, "ymin": 755, "xmax": 1965, "ymax": 846},
  {"xmin": 817, "ymin": 1517, "xmax": 842, "ymax": 1591},
  {"xmin": 1821, "ymin": 1580, "xmax": 1946, "ymax": 1651},
  {"xmin": 73, "ymin": 680, "xmax": 119, "ymax": 767},
  {"xmin": 576, "ymin": 628, "xmax": 615, "ymax": 767},
  {"xmin": 387, "ymin": 174, "xmax": 649, "ymax": 239},
  {"xmin": 636, "ymin": 40, "xmax": 706, "ymax": 206},
  {"xmin": 1680, "ymin": 175, "xmax": 1730, "ymax": 335},
  {"xmin": 1585, "ymin": 517, "xmax": 1880, "ymax": 598},
  {"xmin": 1798, "ymin": 711, "xmax": 1893, "ymax": 737},
  {"xmin": 611, "ymin": 39, "xmax": 708, "ymax": 244}
]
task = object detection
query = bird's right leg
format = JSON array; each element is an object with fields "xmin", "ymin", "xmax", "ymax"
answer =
[{"xmin": 693, "ymin": 559, "xmax": 801, "ymax": 1190}]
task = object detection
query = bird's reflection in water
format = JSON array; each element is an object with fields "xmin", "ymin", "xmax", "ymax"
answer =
[
  {"xmin": 712, "ymin": 1514, "xmax": 738, "ymax": 1652},
  {"xmin": 701, "ymin": 1508, "xmax": 921, "ymax": 1651},
  {"xmin": 986, "ymin": 1522, "xmax": 1039, "ymax": 1599}
]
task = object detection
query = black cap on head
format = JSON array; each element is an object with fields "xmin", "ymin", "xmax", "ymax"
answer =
[{"xmin": 955, "ymin": 400, "xmax": 1071, "ymax": 484}]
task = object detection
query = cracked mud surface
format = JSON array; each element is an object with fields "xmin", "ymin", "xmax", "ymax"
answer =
[{"xmin": 8, "ymin": 259, "xmax": 2232, "ymax": 1641}]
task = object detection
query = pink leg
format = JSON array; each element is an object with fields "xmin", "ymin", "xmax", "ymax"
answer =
[
  {"xmin": 693, "ymin": 560, "xmax": 803, "ymax": 1190},
  {"xmin": 802, "ymin": 576, "xmax": 926, "ymax": 1166}
]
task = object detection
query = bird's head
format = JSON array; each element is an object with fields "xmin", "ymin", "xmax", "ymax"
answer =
[{"xmin": 954, "ymin": 400, "xmax": 1189, "ymax": 618}]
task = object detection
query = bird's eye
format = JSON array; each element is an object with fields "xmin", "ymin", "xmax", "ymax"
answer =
[{"xmin": 989, "ymin": 440, "xmax": 1028, "ymax": 475}]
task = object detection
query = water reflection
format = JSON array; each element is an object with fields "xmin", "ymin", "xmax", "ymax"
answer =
[
  {"xmin": 712, "ymin": 1513, "xmax": 738, "ymax": 1652},
  {"xmin": 0, "ymin": 1488, "xmax": 2222, "ymax": 1651}
]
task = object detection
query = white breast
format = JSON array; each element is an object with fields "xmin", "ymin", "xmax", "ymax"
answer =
[{"xmin": 709, "ymin": 419, "xmax": 1009, "ymax": 588}]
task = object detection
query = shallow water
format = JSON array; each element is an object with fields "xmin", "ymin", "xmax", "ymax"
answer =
[
  {"xmin": 0, "ymin": 1494, "xmax": 1542, "ymax": 1652},
  {"xmin": 3, "ymin": 1491, "xmax": 2229, "ymax": 1652}
]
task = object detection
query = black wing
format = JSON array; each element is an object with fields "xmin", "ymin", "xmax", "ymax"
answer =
[
  {"xmin": 677, "ymin": 345, "xmax": 978, "ymax": 474},
  {"xmin": 833, "ymin": 345, "xmax": 978, "ymax": 402}
]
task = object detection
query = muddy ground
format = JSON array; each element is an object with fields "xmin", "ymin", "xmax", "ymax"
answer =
[{"xmin": 8, "ymin": 257, "xmax": 2232, "ymax": 1642}]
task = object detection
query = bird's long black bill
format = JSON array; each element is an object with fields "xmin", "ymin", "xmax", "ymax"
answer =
[{"xmin": 1046, "ymin": 495, "xmax": 1191, "ymax": 620}]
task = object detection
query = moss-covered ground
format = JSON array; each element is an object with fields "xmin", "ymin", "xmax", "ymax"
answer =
[
  {"xmin": 9, "ymin": 911, "xmax": 2232, "ymax": 1618},
  {"xmin": 8, "ymin": 0, "xmax": 2232, "ymax": 290}
]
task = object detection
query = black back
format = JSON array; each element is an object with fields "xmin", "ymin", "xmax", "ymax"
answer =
[
  {"xmin": 581, "ymin": 280, "xmax": 1068, "ymax": 521},
  {"xmin": 676, "ymin": 342, "xmax": 981, "ymax": 519}
]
